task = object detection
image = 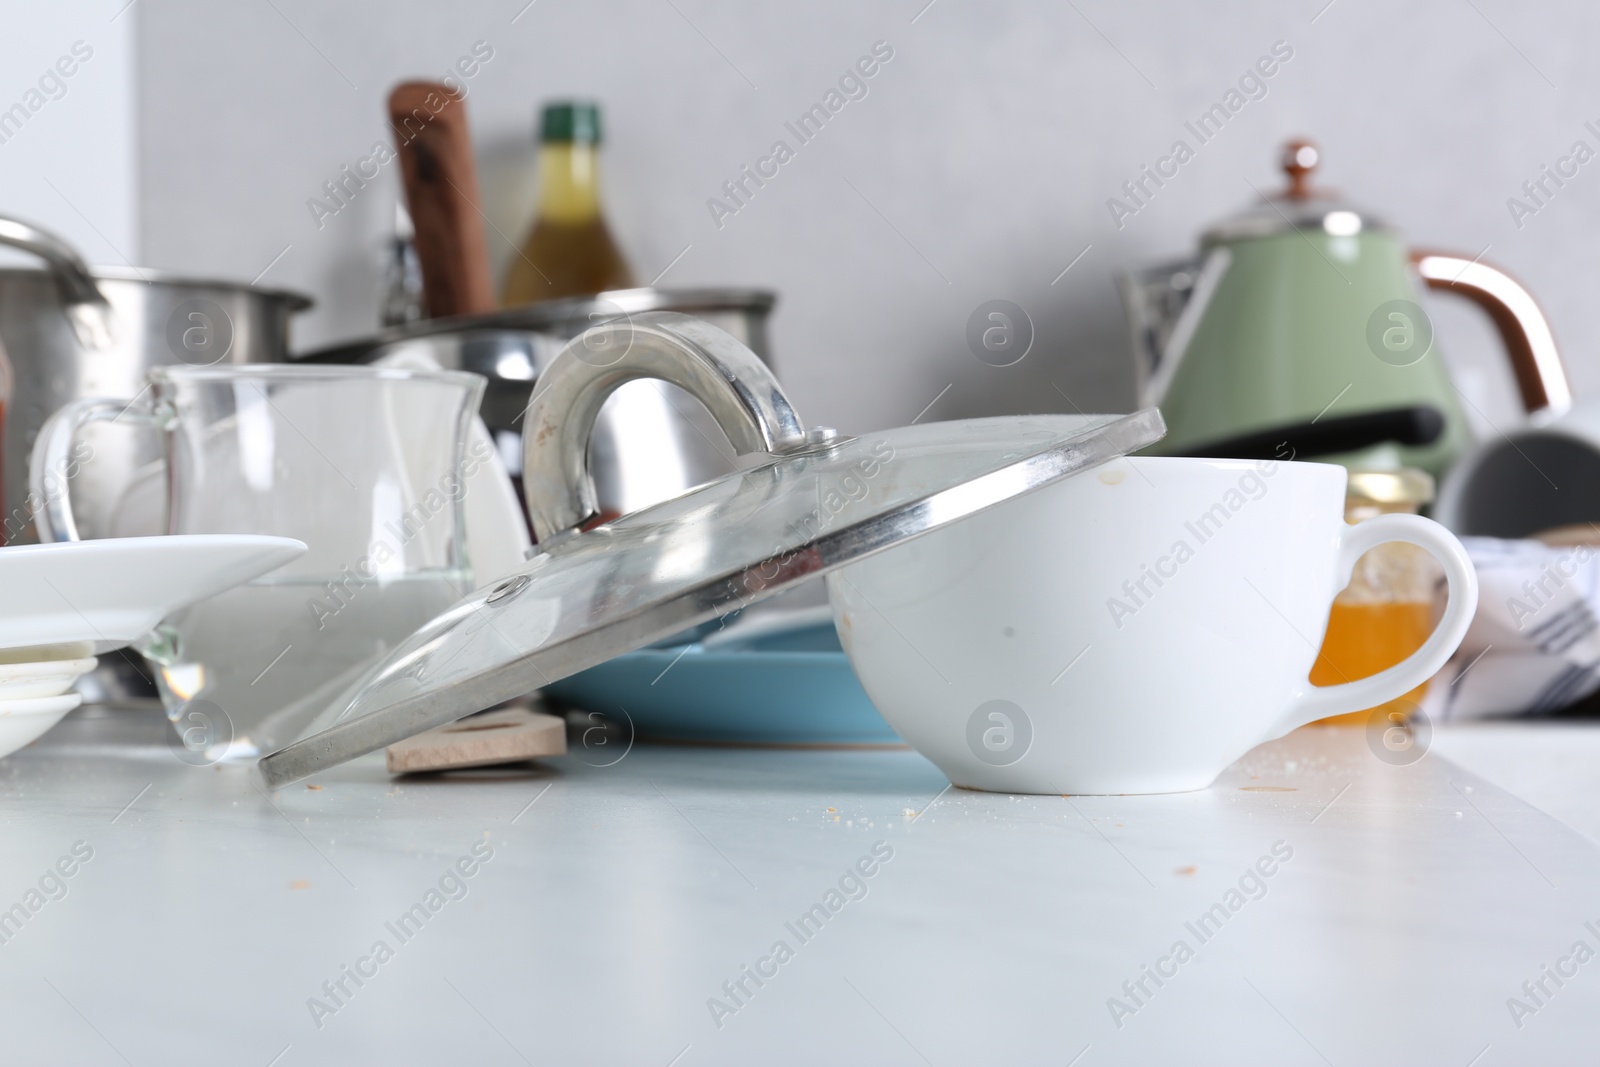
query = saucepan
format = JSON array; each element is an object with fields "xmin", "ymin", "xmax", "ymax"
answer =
[
  {"xmin": 293, "ymin": 287, "xmax": 775, "ymax": 527},
  {"xmin": 0, "ymin": 216, "xmax": 311, "ymax": 543}
]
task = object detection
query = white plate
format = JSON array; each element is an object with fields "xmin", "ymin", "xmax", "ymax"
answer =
[
  {"xmin": 0, "ymin": 535, "xmax": 306, "ymax": 652},
  {"xmin": 0, "ymin": 657, "xmax": 97, "ymax": 699},
  {"xmin": 0, "ymin": 692, "xmax": 82, "ymax": 759},
  {"xmin": 0, "ymin": 641, "xmax": 94, "ymax": 664}
]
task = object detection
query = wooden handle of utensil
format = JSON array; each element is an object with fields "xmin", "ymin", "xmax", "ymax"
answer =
[
  {"xmin": 388, "ymin": 81, "xmax": 496, "ymax": 319},
  {"xmin": 1411, "ymin": 250, "xmax": 1572, "ymax": 418}
]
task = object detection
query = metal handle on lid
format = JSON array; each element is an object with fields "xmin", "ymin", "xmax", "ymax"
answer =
[{"xmin": 520, "ymin": 311, "xmax": 808, "ymax": 543}]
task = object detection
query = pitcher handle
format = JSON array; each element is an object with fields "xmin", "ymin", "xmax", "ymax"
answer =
[
  {"xmin": 1271, "ymin": 513, "xmax": 1478, "ymax": 735},
  {"xmin": 1412, "ymin": 250, "xmax": 1571, "ymax": 420},
  {"xmin": 520, "ymin": 311, "xmax": 810, "ymax": 543},
  {"xmin": 29, "ymin": 396, "xmax": 155, "ymax": 543}
]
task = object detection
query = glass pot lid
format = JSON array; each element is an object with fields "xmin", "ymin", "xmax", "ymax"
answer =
[{"xmin": 258, "ymin": 313, "xmax": 1165, "ymax": 785}]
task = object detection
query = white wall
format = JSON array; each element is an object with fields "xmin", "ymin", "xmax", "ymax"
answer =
[
  {"xmin": 135, "ymin": 0, "xmax": 1600, "ymax": 437},
  {"xmin": 0, "ymin": 1, "xmax": 136, "ymax": 267}
]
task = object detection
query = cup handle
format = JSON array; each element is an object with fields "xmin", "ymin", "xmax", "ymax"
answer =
[
  {"xmin": 1270, "ymin": 513, "xmax": 1479, "ymax": 735},
  {"xmin": 28, "ymin": 396, "xmax": 155, "ymax": 543}
]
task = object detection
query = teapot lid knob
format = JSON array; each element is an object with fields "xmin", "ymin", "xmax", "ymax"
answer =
[{"xmin": 1281, "ymin": 139, "xmax": 1319, "ymax": 199}]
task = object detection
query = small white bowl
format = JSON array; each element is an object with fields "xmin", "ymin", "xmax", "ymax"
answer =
[
  {"xmin": 0, "ymin": 658, "xmax": 98, "ymax": 700},
  {"xmin": 0, "ymin": 693, "xmax": 83, "ymax": 759},
  {"xmin": 0, "ymin": 641, "xmax": 94, "ymax": 664}
]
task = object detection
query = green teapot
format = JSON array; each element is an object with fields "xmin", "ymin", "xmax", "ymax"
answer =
[{"xmin": 1118, "ymin": 140, "xmax": 1570, "ymax": 476}]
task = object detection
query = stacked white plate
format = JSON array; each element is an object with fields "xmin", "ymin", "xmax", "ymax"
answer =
[
  {"xmin": 0, "ymin": 534, "xmax": 308, "ymax": 761},
  {"xmin": 0, "ymin": 643, "xmax": 98, "ymax": 757}
]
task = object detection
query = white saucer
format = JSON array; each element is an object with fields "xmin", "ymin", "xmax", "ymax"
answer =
[
  {"xmin": 0, "ymin": 692, "xmax": 82, "ymax": 758},
  {"xmin": 0, "ymin": 535, "xmax": 306, "ymax": 652},
  {"xmin": 0, "ymin": 657, "xmax": 98, "ymax": 699},
  {"xmin": 0, "ymin": 641, "xmax": 94, "ymax": 664}
]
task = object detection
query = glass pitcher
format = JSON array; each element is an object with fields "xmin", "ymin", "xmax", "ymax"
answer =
[{"xmin": 31, "ymin": 364, "xmax": 486, "ymax": 758}]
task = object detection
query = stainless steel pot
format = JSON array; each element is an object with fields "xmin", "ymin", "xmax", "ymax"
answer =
[
  {"xmin": 295, "ymin": 287, "xmax": 775, "ymax": 525},
  {"xmin": 0, "ymin": 217, "xmax": 311, "ymax": 542}
]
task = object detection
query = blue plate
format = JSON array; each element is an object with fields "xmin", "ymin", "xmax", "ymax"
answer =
[{"xmin": 541, "ymin": 612, "xmax": 900, "ymax": 745}]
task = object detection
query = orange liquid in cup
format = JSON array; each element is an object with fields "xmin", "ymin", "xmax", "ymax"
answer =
[{"xmin": 1308, "ymin": 599, "xmax": 1434, "ymax": 726}]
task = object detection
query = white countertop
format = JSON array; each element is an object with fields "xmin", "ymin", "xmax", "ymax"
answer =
[
  {"xmin": 3, "ymin": 705, "xmax": 1599, "ymax": 1065},
  {"xmin": 1432, "ymin": 721, "xmax": 1600, "ymax": 846}
]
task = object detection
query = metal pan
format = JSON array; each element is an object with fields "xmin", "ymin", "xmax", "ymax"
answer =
[
  {"xmin": 0, "ymin": 216, "xmax": 311, "ymax": 543},
  {"xmin": 293, "ymin": 287, "xmax": 775, "ymax": 527}
]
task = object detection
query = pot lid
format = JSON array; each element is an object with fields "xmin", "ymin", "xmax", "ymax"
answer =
[
  {"xmin": 1203, "ymin": 139, "xmax": 1389, "ymax": 243},
  {"xmin": 257, "ymin": 317, "xmax": 1163, "ymax": 786}
]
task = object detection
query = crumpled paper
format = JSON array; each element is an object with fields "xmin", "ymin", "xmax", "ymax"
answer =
[{"xmin": 1424, "ymin": 536, "xmax": 1600, "ymax": 721}]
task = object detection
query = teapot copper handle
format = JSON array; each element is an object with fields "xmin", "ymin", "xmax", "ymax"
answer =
[
  {"xmin": 521, "ymin": 311, "xmax": 809, "ymax": 544},
  {"xmin": 1411, "ymin": 250, "xmax": 1571, "ymax": 418}
]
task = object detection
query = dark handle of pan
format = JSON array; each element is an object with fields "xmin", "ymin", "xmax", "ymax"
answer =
[{"xmin": 1182, "ymin": 405, "xmax": 1445, "ymax": 461}]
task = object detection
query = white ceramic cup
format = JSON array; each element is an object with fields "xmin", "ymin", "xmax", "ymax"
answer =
[{"xmin": 826, "ymin": 457, "xmax": 1478, "ymax": 795}]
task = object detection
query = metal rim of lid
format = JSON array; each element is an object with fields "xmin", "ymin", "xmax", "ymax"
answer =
[
  {"xmin": 145, "ymin": 362, "xmax": 485, "ymax": 388},
  {"xmin": 0, "ymin": 265, "xmax": 315, "ymax": 310},
  {"xmin": 291, "ymin": 287, "xmax": 777, "ymax": 364}
]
